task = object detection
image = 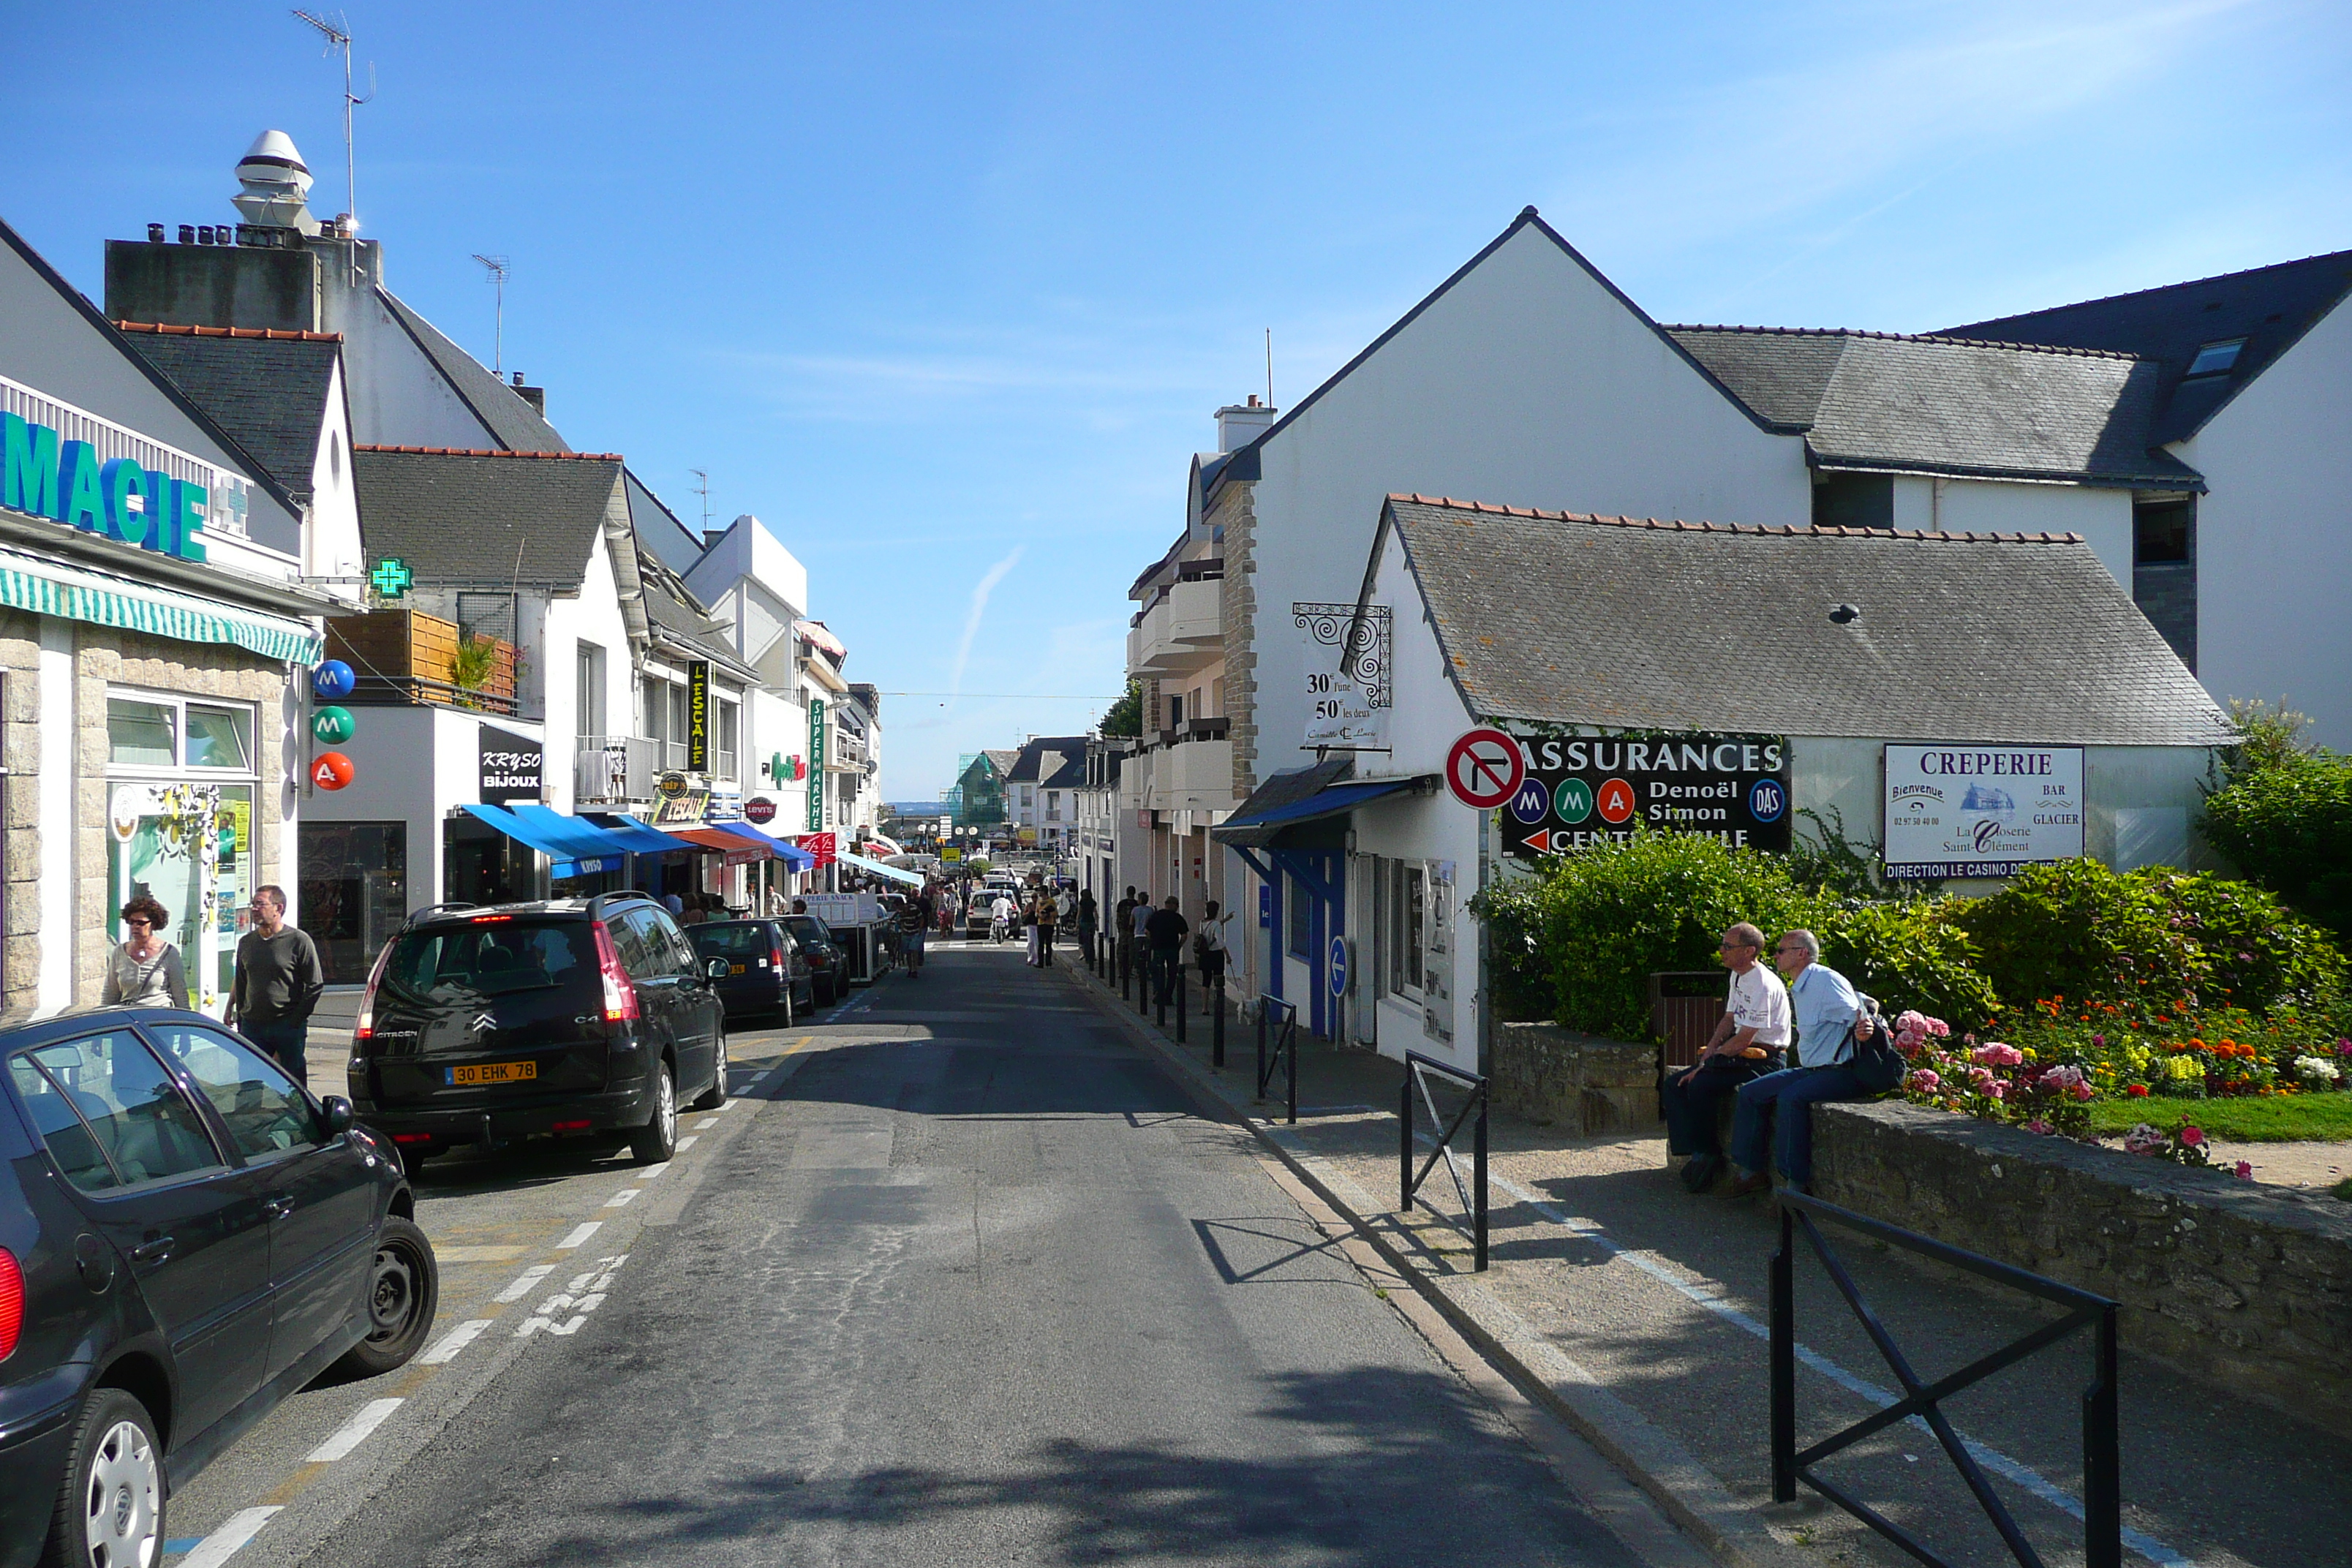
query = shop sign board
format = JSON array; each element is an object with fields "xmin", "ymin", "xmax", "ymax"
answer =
[
  {"xmin": 687, "ymin": 661, "xmax": 711, "ymax": 771},
  {"xmin": 1499, "ymin": 734, "xmax": 1790, "ymax": 859},
  {"xmin": 744, "ymin": 794, "xmax": 779, "ymax": 825},
  {"xmin": 1295, "ymin": 602, "xmax": 1391, "ymax": 750},
  {"xmin": 807, "ymin": 699, "xmax": 826, "ymax": 831},
  {"xmin": 1882, "ymin": 745, "xmax": 2083, "ymax": 878},
  {"xmin": 3, "ymin": 408, "xmax": 220, "ymax": 561},
  {"xmin": 796, "ymin": 832, "xmax": 837, "ymax": 868},
  {"xmin": 651, "ymin": 788, "xmax": 709, "ymax": 826},
  {"xmin": 478, "ymin": 726, "xmax": 543, "ymax": 805}
]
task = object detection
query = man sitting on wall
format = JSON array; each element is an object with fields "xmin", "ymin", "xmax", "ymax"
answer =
[
  {"xmin": 1725, "ymin": 930, "xmax": 1870, "ymax": 1198},
  {"xmin": 1661, "ymin": 923, "xmax": 1788, "ymax": 1193}
]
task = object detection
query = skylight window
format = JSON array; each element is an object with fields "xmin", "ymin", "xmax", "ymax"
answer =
[{"xmin": 2185, "ymin": 339, "xmax": 2244, "ymax": 377}]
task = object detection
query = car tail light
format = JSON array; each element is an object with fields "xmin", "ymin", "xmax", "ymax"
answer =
[
  {"xmin": 0, "ymin": 1247, "xmax": 23, "ymax": 1362},
  {"xmin": 553, "ymin": 1119, "xmax": 591, "ymax": 1134},
  {"xmin": 392, "ymin": 1133, "xmax": 434, "ymax": 1145},
  {"xmin": 592, "ymin": 919, "xmax": 639, "ymax": 1022},
  {"xmin": 353, "ymin": 938, "xmax": 396, "ymax": 1042},
  {"xmin": 772, "ymin": 940, "xmax": 787, "ymax": 970},
  {"xmin": 471, "ymin": 913, "xmax": 514, "ymax": 924}
]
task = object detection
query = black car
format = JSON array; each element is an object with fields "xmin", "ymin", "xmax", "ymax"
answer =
[
  {"xmin": 780, "ymin": 915, "xmax": 847, "ymax": 1007},
  {"xmin": 1, "ymin": 1007, "xmax": 437, "ymax": 1568},
  {"xmin": 349, "ymin": 895, "xmax": 727, "ymax": 1169},
  {"xmin": 687, "ymin": 920, "xmax": 812, "ymax": 1023}
]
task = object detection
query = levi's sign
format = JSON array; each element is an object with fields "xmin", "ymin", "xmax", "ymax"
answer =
[
  {"xmin": 4, "ymin": 411, "xmax": 209, "ymax": 562},
  {"xmin": 1500, "ymin": 734, "xmax": 1790, "ymax": 859}
]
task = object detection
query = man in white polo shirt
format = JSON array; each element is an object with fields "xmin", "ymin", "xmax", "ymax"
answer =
[{"xmin": 1661, "ymin": 922, "xmax": 1790, "ymax": 1193}]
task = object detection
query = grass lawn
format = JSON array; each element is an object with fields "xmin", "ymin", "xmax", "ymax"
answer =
[{"xmin": 2087, "ymin": 1093, "xmax": 2352, "ymax": 1142}]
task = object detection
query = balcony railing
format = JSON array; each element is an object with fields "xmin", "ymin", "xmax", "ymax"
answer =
[
  {"xmin": 576, "ymin": 734, "xmax": 659, "ymax": 804},
  {"xmin": 326, "ymin": 608, "xmax": 521, "ymax": 716},
  {"xmin": 1131, "ymin": 577, "xmax": 1223, "ymax": 676}
]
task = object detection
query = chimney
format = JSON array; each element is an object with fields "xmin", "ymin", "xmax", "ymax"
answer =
[
  {"xmin": 510, "ymin": 372, "xmax": 546, "ymax": 415},
  {"xmin": 1213, "ymin": 393, "xmax": 1275, "ymax": 454}
]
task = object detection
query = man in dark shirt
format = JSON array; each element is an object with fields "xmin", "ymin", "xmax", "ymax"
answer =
[
  {"xmin": 1143, "ymin": 896, "xmax": 1189, "ymax": 1009},
  {"xmin": 227, "ymin": 885, "xmax": 325, "ymax": 1085}
]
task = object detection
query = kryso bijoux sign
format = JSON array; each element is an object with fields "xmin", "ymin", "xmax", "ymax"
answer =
[
  {"xmin": 1497, "ymin": 734, "xmax": 1790, "ymax": 859},
  {"xmin": 1882, "ymin": 745, "xmax": 2082, "ymax": 878}
]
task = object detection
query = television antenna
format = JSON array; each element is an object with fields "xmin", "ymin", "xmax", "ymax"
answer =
[
  {"xmin": 472, "ymin": 255, "xmax": 510, "ymax": 374},
  {"xmin": 292, "ymin": 10, "xmax": 373, "ymax": 278},
  {"xmin": 689, "ymin": 469, "xmax": 712, "ymax": 533}
]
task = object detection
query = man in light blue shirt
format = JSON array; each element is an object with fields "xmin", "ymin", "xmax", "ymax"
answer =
[{"xmin": 1725, "ymin": 929, "xmax": 1870, "ymax": 1196}]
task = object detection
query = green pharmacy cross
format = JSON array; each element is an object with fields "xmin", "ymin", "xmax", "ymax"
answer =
[{"xmin": 370, "ymin": 557, "xmax": 415, "ymax": 598}]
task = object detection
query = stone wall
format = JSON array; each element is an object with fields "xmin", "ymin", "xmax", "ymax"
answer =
[
  {"xmin": 1, "ymin": 611, "xmax": 43, "ymax": 1012},
  {"xmin": 1494, "ymin": 1021, "xmax": 1659, "ymax": 1135},
  {"xmin": 1214, "ymin": 480, "xmax": 1259, "ymax": 799},
  {"xmin": 1814, "ymin": 1101, "xmax": 2352, "ymax": 1436}
]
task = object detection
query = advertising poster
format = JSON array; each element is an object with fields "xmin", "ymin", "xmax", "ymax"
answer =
[
  {"xmin": 1883, "ymin": 745, "xmax": 2083, "ymax": 878},
  {"xmin": 1294, "ymin": 602, "xmax": 1390, "ymax": 750},
  {"xmin": 1499, "ymin": 734, "xmax": 1790, "ymax": 859}
]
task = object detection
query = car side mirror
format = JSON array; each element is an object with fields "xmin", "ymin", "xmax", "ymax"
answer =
[
  {"xmin": 706, "ymin": 957, "xmax": 731, "ymax": 980},
  {"xmin": 320, "ymin": 1096, "xmax": 355, "ymax": 1134}
]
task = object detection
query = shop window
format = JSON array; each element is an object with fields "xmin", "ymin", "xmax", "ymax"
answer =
[
  {"xmin": 1390, "ymin": 862, "xmax": 1424, "ymax": 995},
  {"xmin": 1287, "ymin": 871, "xmax": 1313, "ymax": 960},
  {"xmin": 108, "ymin": 698, "xmax": 178, "ymax": 766},
  {"xmin": 299, "ymin": 821, "xmax": 408, "ymax": 984}
]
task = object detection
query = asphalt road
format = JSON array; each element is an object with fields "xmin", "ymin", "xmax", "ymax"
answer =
[{"xmin": 265, "ymin": 941, "xmax": 1661, "ymax": 1567}]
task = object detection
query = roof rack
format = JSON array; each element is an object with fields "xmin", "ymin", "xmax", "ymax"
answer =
[{"xmin": 404, "ymin": 902, "xmax": 478, "ymax": 927}]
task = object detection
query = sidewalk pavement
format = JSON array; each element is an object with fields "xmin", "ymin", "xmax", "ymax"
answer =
[{"xmin": 1062, "ymin": 950, "xmax": 2342, "ymax": 1568}]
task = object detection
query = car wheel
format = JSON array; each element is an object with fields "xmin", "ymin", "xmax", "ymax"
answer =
[
  {"xmin": 692, "ymin": 1030, "xmax": 728, "ymax": 1110},
  {"xmin": 630, "ymin": 1061, "xmax": 677, "ymax": 1164},
  {"xmin": 44, "ymin": 1388, "xmax": 162, "ymax": 1568},
  {"xmin": 333, "ymin": 1216, "xmax": 440, "ymax": 1377}
]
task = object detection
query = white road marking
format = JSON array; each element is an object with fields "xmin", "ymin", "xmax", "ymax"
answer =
[
  {"xmin": 306, "ymin": 1398, "xmax": 402, "ymax": 1462},
  {"xmin": 693, "ymin": 1116, "xmax": 719, "ymax": 1129},
  {"xmin": 433, "ymin": 1244, "xmax": 529, "ymax": 1262},
  {"xmin": 555, "ymin": 1221, "xmax": 602, "ymax": 1249},
  {"xmin": 418, "ymin": 1319, "xmax": 492, "ymax": 1365},
  {"xmin": 675, "ymin": 1134, "xmax": 699, "ymax": 1150},
  {"xmin": 518, "ymin": 1256, "xmax": 627, "ymax": 1338},
  {"xmin": 493, "ymin": 1264, "xmax": 555, "ymax": 1303},
  {"xmin": 636, "ymin": 1161, "xmax": 671, "ymax": 1180},
  {"xmin": 603, "ymin": 1186, "xmax": 641, "ymax": 1208},
  {"xmin": 177, "ymin": 1507, "xmax": 281, "ymax": 1568},
  {"xmin": 1349, "ymin": 1132, "xmax": 2195, "ymax": 1568}
]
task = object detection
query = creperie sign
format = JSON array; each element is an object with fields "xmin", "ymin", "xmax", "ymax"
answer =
[{"xmin": 4, "ymin": 411, "xmax": 211, "ymax": 562}]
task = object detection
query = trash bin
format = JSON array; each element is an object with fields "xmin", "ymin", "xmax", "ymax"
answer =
[{"xmin": 1649, "ymin": 971, "xmax": 1727, "ymax": 1071}]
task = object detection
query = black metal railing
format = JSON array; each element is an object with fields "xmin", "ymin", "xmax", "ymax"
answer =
[
  {"xmin": 1255, "ymin": 995, "xmax": 1298, "ymax": 1124},
  {"xmin": 1771, "ymin": 1192, "xmax": 2121, "ymax": 1568},
  {"xmin": 1399, "ymin": 1052, "xmax": 1488, "ymax": 1270}
]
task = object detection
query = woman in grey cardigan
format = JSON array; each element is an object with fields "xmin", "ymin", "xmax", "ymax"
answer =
[{"xmin": 103, "ymin": 893, "xmax": 190, "ymax": 1010}]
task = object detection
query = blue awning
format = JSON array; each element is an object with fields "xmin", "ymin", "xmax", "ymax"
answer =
[
  {"xmin": 459, "ymin": 804, "xmax": 622, "ymax": 878},
  {"xmin": 1211, "ymin": 777, "xmax": 1431, "ymax": 848},
  {"xmin": 589, "ymin": 813, "xmax": 697, "ymax": 853}
]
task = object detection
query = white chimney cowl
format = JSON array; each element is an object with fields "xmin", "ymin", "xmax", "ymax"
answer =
[
  {"xmin": 231, "ymin": 129, "xmax": 322, "ymax": 235},
  {"xmin": 1213, "ymin": 396, "xmax": 1275, "ymax": 454}
]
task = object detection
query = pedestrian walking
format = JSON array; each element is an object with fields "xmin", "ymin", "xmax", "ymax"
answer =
[
  {"xmin": 1144, "ymin": 895, "xmax": 1188, "ymax": 1009},
  {"xmin": 1192, "ymin": 898, "xmax": 1232, "ymax": 997},
  {"xmin": 226, "ymin": 885, "xmax": 324, "ymax": 1085},
  {"xmin": 1036, "ymin": 882, "xmax": 1060, "ymax": 967},
  {"xmin": 1659, "ymin": 924, "xmax": 1788, "ymax": 1193},
  {"xmin": 1076, "ymin": 888, "xmax": 1098, "ymax": 965},
  {"xmin": 901, "ymin": 883, "xmax": 932, "ymax": 978},
  {"xmin": 102, "ymin": 894, "xmax": 189, "ymax": 1010},
  {"xmin": 1724, "ymin": 930, "xmax": 1872, "ymax": 1197}
]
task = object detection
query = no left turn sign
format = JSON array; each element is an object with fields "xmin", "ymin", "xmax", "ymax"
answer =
[{"xmin": 1445, "ymin": 727, "xmax": 1525, "ymax": 810}]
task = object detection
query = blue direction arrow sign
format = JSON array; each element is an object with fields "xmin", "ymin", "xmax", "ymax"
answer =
[{"xmin": 1328, "ymin": 934, "xmax": 1349, "ymax": 998}]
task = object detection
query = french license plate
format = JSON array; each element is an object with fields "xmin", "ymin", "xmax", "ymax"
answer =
[
  {"xmin": 445, "ymin": 1061, "xmax": 537, "ymax": 1087},
  {"xmin": 728, "ymin": 963, "xmax": 747, "ymax": 975}
]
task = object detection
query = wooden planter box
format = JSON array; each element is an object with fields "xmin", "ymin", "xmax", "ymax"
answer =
[{"xmin": 325, "ymin": 608, "xmax": 519, "ymax": 712}]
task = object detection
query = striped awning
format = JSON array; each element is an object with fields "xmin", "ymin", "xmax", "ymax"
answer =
[{"xmin": 0, "ymin": 543, "xmax": 323, "ymax": 664}]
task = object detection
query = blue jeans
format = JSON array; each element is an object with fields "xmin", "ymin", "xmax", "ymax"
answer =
[
  {"xmin": 1662, "ymin": 1053, "xmax": 1782, "ymax": 1158},
  {"xmin": 243, "ymin": 1018, "xmax": 310, "ymax": 1090},
  {"xmin": 1730, "ymin": 1064, "xmax": 1867, "ymax": 1186}
]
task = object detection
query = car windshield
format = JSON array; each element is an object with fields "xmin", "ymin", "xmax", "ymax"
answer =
[
  {"xmin": 783, "ymin": 916, "xmax": 833, "ymax": 946},
  {"xmin": 690, "ymin": 923, "xmax": 773, "ymax": 957},
  {"xmin": 382, "ymin": 919, "xmax": 596, "ymax": 1003}
]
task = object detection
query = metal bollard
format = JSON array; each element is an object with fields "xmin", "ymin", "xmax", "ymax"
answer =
[
  {"xmin": 1119, "ymin": 940, "xmax": 1131, "ymax": 1000},
  {"xmin": 1211, "ymin": 970, "xmax": 1225, "ymax": 1068},
  {"xmin": 1175, "ymin": 962, "xmax": 1186, "ymax": 1042},
  {"xmin": 1139, "ymin": 951, "xmax": 1151, "ymax": 1019}
]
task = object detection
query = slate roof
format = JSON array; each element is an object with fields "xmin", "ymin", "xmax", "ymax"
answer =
[
  {"xmin": 377, "ymin": 290, "xmax": 572, "ymax": 453},
  {"xmin": 1665, "ymin": 327, "xmax": 2199, "ymax": 487},
  {"xmin": 350, "ymin": 447, "xmax": 622, "ymax": 588},
  {"xmin": 1378, "ymin": 494, "xmax": 2232, "ymax": 747},
  {"xmin": 1007, "ymin": 736, "xmax": 1090, "ymax": 784},
  {"xmin": 1039, "ymin": 752, "xmax": 1087, "ymax": 791},
  {"xmin": 115, "ymin": 324, "xmax": 342, "ymax": 502},
  {"xmin": 982, "ymin": 749, "xmax": 1019, "ymax": 779},
  {"xmin": 637, "ymin": 548, "xmax": 756, "ymax": 678},
  {"xmin": 1940, "ymin": 249, "xmax": 2352, "ymax": 445}
]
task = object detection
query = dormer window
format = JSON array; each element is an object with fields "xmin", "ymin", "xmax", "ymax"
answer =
[{"xmin": 2185, "ymin": 339, "xmax": 2244, "ymax": 377}]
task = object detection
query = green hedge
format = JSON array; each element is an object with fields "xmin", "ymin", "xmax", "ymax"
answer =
[
  {"xmin": 2202, "ymin": 752, "xmax": 2352, "ymax": 937},
  {"xmin": 1816, "ymin": 901, "xmax": 2002, "ymax": 1033}
]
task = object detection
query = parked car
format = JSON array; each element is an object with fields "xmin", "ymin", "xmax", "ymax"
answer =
[
  {"xmin": 0, "ymin": 1006, "xmax": 437, "ymax": 1568},
  {"xmin": 781, "ymin": 914, "xmax": 845, "ymax": 1006},
  {"xmin": 687, "ymin": 919, "xmax": 812, "ymax": 1023},
  {"xmin": 348, "ymin": 895, "xmax": 727, "ymax": 1169}
]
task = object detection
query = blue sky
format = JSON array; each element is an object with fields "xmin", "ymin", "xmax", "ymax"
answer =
[{"xmin": 4, "ymin": 2, "xmax": 2345, "ymax": 799}]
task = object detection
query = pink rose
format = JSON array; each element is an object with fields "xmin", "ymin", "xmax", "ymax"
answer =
[
  {"xmin": 1906, "ymin": 1069, "xmax": 1940, "ymax": 1093},
  {"xmin": 2232, "ymin": 1161, "xmax": 2253, "ymax": 1180},
  {"xmin": 2179, "ymin": 1126, "xmax": 2205, "ymax": 1147},
  {"xmin": 2070, "ymin": 1082, "xmax": 2095, "ymax": 1102},
  {"xmin": 1928, "ymin": 1019, "xmax": 1951, "ymax": 1038}
]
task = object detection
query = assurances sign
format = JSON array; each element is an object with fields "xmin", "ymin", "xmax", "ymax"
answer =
[
  {"xmin": 1883, "ymin": 744, "xmax": 2083, "ymax": 878},
  {"xmin": 1498, "ymin": 734, "xmax": 1790, "ymax": 859}
]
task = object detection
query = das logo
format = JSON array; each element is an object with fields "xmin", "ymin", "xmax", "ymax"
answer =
[{"xmin": 1594, "ymin": 777, "xmax": 1635, "ymax": 826}]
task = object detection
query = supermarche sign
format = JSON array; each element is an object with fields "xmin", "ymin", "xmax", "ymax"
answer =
[
  {"xmin": 1883, "ymin": 744, "xmax": 2082, "ymax": 878},
  {"xmin": 1499, "ymin": 734, "xmax": 1790, "ymax": 859},
  {"xmin": 4, "ymin": 410, "xmax": 211, "ymax": 561}
]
